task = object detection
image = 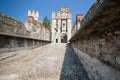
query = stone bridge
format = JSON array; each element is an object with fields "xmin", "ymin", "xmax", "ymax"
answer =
[{"xmin": 0, "ymin": 0, "xmax": 120, "ymax": 80}]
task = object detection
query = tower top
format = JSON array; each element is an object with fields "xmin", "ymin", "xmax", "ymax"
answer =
[
  {"xmin": 60, "ymin": 7, "xmax": 71, "ymax": 13},
  {"xmin": 28, "ymin": 10, "xmax": 39, "ymax": 21},
  {"xmin": 52, "ymin": 7, "xmax": 72, "ymax": 19}
]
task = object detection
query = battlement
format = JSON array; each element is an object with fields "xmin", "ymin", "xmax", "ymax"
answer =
[
  {"xmin": 28, "ymin": 10, "xmax": 39, "ymax": 21},
  {"xmin": 60, "ymin": 7, "xmax": 71, "ymax": 13},
  {"xmin": 52, "ymin": 7, "xmax": 72, "ymax": 19}
]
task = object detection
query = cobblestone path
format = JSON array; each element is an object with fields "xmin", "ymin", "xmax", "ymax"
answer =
[{"xmin": 0, "ymin": 43, "xmax": 88, "ymax": 80}]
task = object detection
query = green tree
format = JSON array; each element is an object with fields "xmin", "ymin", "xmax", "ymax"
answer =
[{"xmin": 43, "ymin": 17, "xmax": 51, "ymax": 30}]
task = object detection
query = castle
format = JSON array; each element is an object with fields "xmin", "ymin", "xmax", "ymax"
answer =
[
  {"xmin": 24, "ymin": 10, "xmax": 51, "ymax": 40},
  {"xmin": 25, "ymin": 9, "xmax": 82, "ymax": 43},
  {"xmin": 51, "ymin": 7, "xmax": 72, "ymax": 43}
]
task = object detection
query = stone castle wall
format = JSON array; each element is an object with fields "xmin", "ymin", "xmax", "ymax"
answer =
[
  {"xmin": 0, "ymin": 14, "xmax": 29, "ymax": 37},
  {"xmin": 0, "ymin": 14, "xmax": 51, "ymax": 41},
  {"xmin": 72, "ymin": 28, "xmax": 120, "ymax": 80},
  {"xmin": 70, "ymin": 0, "xmax": 120, "ymax": 80},
  {"xmin": 0, "ymin": 14, "xmax": 51, "ymax": 53}
]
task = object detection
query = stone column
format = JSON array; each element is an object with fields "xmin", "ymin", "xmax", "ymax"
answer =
[
  {"xmin": 52, "ymin": 19, "xmax": 56, "ymax": 43},
  {"xmin": 24, "ymin": 39, "xmax": 27, "ymax": 47},
  {"xmin": 41, "ymin": 41, "xmax": 42, "ymax": 46},
  {"xmin": 37, "ymin": 41, "xmax": 39, "ymax": 45},
  {"xmin": 32, "ymin": 40, "xmax": 35, "ymax": 46},
  {"xmin": 11, "ymin": 39, "xmax": 17, "ymax": 48},
  {"xmin": 58, "ymin": 19, "xmax": 61, "ymax": 43}
]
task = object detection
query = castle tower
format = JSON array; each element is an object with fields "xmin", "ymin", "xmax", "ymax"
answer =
[
  {"xmin": 51, "ymin": 7, "xmax": 72, "ymax": 43},
  {"xmin": 28, "ymin": 10, "xmax": 39, "ymax": 21},
  {"xmin": 71, "ymin": 14, "xmax": 83, "ymax": 36},
  {"xmin": 76, "ymin": 14, "xmax": 83, "ymax": 30},
  {"xmin": 25, "ymin": 10, "xmax": 40, "ymax": 31}
]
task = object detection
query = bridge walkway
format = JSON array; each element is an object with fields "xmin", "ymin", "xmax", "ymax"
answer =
[{"xmin": 0, "ymin": 43, "xmax": 88, "ymax": 80}]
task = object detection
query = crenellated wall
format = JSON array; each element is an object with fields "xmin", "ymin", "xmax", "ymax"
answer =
[
  {"xmin": 70, "ymin": 0, "xmax": 120, "ymax": 80},
  {"xmin": 0, "ymin": 14, "xmax": 51, "ymax": 53}
]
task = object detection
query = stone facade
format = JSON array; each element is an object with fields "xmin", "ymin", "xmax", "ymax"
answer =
[{"xmin": 51, "ymin": 7, "xmax": 72, "ymax": 43}]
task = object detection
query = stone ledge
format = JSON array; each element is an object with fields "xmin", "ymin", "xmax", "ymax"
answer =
[
  {"xmin": 73, "ymin": 48, "xmax": 120, "ymax": 80},
  {"xmin": 0, "ymin": 13, "xmax": 51, "ymax": 41}
]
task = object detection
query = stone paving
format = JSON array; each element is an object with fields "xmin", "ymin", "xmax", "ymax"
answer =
[{"xmin": 0, "ymin": 43, "xmax": 88, "ymax": 80}]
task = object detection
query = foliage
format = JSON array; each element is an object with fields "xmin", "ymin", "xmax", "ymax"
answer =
[{"xmin": 43, "ymin": 17, "xmax": 51, "ymax": 30}]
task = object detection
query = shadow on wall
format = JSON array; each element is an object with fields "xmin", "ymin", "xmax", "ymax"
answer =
[{"xmin": 59, "ymin": 44, "xmax": 89, "ymax": 80}]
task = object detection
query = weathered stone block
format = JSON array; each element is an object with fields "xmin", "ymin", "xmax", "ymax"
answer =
[{"xmin": 116, "ymin": 56, "xmax": 120, "ymax": 65}]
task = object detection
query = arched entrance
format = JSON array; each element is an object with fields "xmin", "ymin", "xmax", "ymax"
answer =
[{"xmin": 61, "ymin": 33, "xmax": 67, "ymax": 43}]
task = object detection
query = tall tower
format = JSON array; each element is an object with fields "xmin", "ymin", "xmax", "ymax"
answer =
[
  {"xmin": 76, "ymin": 14, "xmax": 83, "ymax": 30},
  {"xmin": 71, "ymin": 14, "xmax": 83, "ymax": 36},
  {"xmin": 51, "ymin": 7, "xmax": 72, "ymax": 43},
  {"xmin": 28, "ymin": 10, "xmax": 39, "ymax": 21}
]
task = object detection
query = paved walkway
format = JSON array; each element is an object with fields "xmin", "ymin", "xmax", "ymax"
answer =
[{"xmin": 0, "ymin": 43, "xmax": 88, "ymax": 80}]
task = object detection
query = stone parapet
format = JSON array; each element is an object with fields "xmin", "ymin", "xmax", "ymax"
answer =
[
  {"xmin": 0, "ymin": 14, "xmax": 51, "ymax": 53},
  {"xmin": 70, "ymin": 0, "xmax": 120, "ymax": 79},
  {"xmin": 73, "ymin": 48, "xmax": 120, "ymax": 80},
  {"xmin": 0, "ymin": 14, "xmax": 51, "ymax": 41}
]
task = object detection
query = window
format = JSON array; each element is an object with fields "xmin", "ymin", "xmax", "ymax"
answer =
[
  {"xmin": 56, "ymin": 39, "xmax": 58, "ymax": 43},
  {"xmin": 63, "ymin": 23, "xmax": 65, "ymax": 26}
]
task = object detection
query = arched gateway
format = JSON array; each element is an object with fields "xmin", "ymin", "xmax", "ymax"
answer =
[{"xmin": 51, "ymin": 7, "xmax": 72, "ymax": 43}]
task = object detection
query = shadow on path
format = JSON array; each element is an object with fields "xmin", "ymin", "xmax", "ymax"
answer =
[{"xmin": 59, "ymin": 44, "xmax": 89, "ymax": 80}]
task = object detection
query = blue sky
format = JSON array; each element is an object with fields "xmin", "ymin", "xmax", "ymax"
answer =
[{"xmin": 0, "ymin": 0, "xmax": 96, "ymax": 24}]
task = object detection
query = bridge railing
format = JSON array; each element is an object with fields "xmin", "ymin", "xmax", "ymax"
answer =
[
  {"xmin": 71, "ymin": 0, "xmax": 110, "ymax": 39},
  {"xmin": 70, "ymin": 0, "xmax": 120, "ymax": 77},
  {"xmin": 80, "ymin": 0, "xmax": 108, "ymax": 29},
  {"xmin": 0, "ymin": 13, "xmax": 51, "ymax": 53}
]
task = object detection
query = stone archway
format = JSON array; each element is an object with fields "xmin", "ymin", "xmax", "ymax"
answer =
[{"xmin": 61, "ymin": 33, "xmax": 67, "ymax": 43}]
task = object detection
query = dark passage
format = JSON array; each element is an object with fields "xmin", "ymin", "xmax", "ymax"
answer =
[{"xmin": 59, "ymin": 44, "xmax": 89, "ymax": 80}]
